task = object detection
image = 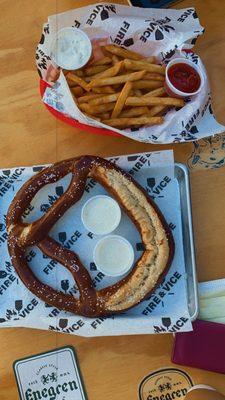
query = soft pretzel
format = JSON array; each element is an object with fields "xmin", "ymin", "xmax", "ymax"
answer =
[{"xmin": 6, "ymin": 156, "xmax": 174, "ymax": 317}]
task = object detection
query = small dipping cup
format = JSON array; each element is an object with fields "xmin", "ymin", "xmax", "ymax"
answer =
[
  {"xmin": 93, "ymin": 235, "xmax": 134, "ymax": 277},
  {"xmin": 81, "ymin": 195, "xmax": 121, "ymax": 235},
  {"xmin": 50, "ymin": 27, "xmax": 92, "ymax": 70},
  {"xmin": 165, "ymin": 58, "xmax": 204, "ymax": 98}
]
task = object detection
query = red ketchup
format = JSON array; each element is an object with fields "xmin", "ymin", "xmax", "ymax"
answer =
[{"xmin": 167, "ymin": 63, "xmax": 201, "ymax": 94}]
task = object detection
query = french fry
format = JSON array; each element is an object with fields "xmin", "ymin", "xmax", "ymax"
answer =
[
  {"xmin": 121, "ymin": 56, "xmax": 156, "ymax": 64},
  {"xmin": 83, "ymin": 65, "xmax": 109, "ymax": 76},
  {"xmin": 102, "ymin": 116, "xmax": 163, "ymax": 128},
  {"xmin": 82, "ymin": 76, "xmax": 92, "ymax": 82},
  {"xmin": 111, "ymin": 81, "xmax": 132, "ymax": 118},
  {"xmin": 78, "ymin": 103, "xmax": 93, "ymax": 114},
  {"xmin": 133, "ymin": 89, "xmax": 142, "ymax": 96},
  {"xmin": 84, "ymin": 113, "xmax": 101, "ymax": 121},
  {"xmin": 125, "ymin": 96, "xmax": 184, "ymax": 107},
  {"xmin": 77, "ymin": 93, "xmax": 105, "ymax": 104},
  {"xmin": 67, "ymin": 69, "xmax": 84, "ymax": 78},
  {"xmin": 143, "ymin": 87, "xmax": 166, "ymax": 97},
  {"xmin": 132, "ymin": 80, "xmax": 163, "ymax": 90},
  {"xmin": 74, "ymin": 70, "xmax": 84, "ymax": 77},
  {"xmin": 100, "ymin": 46, "xmax": 113, "ymax": 58},
  {"xmin": 89, "ymin": 61, "xmax": 123, "ymax": 82},
  {"xmin": 63, "ymin": 69, "xmax": 70, "ymax": 76},
  {"xmin": 104, "ymin": 44, "xmax": 144, "ymax": 61},
  {"xmin": 112, "ymin": 55, "xmax": 120, "ymax": 65},
  {"xmin": 148, "ymin": 105, "xmax": 167, "ymax": 117},
  {"xmin": 124, "ymin": 59, "xmax": 165, "ymax": 75},
  {"xmin": 92, "ymin": 57, "xmax": 112, "ymax": 66},
  {"xmin": 67, "ymin": 73, "xmax": 90, "ymax": 91},
  {"xmin": 66, "ymin": 77, "xmax": 79, "ymax": 88},
  {"xmin": 90, "ymin": 70, "xmax": 146, "ymax": 88},
  {"xmin": 120, "ymin": 107, "xmax": 149, "ymax": 118},
  {"xmin": 71, "ymin": 86, "xmax": 84, "ymax": 97},
  {"xmin": 89, "ymin": 93, "xmax": 121, "ymax": 105},
  {"xmin": 100, "ymin": 113, "xmax": 111, "ymax": 119},
  {"xmin": 145, "ymin": 73, "xmax": 165, "ymax": 81},
  {"xmin": 91, "ymin": 103, "xmax": 116, "ymax": 114},
  {"xmin": 79, "ymin": 102, "xmax": 116, "ymax": 115},
  {"xmin": 144, "ymin": 56, "xmax": 157, "ymax": 64},
  {"xmin": 92, "ymin": 86, "xmax": 115, "ymax": 94}
]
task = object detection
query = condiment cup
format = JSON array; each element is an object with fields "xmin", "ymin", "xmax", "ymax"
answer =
[
  {"xmin": 93, "ymin": 235, "xmax": 135, "ymax": 277},
  {"xmin": 81, "ymin": 195, "xmax": 121, "ymax": 235},
  {"xmin": 165, "ymin": 58, "xmax": 204, "ymax": 98},
  {"xmin": 50, "ymin": 27, "xmax": 92, "ymax": 70}
]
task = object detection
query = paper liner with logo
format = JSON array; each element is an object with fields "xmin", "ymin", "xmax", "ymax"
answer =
[
  {"xmin": 36, "ymin": 3, "xmax": 224, "ymax": 144},
  {"xmin": 0, "ymin": 151, "xmax": 192, "ymax": 336},
  {"xmin": 6, "ymin": 156, "xmax": 174, "ymax": 317}
]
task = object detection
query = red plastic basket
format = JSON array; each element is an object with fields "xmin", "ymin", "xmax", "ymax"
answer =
[{"xmin": 40, "ymin": 79, "xmax": 120, "ymax": 137}]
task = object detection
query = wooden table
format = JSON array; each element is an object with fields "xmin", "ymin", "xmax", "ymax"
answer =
[{"xmin": 1, "ymin": 0, "xmax": 225, "ymax": 398}]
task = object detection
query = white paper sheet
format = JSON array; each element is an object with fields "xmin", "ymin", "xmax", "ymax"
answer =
[{"xmin": 199, "ymin": 279, "xmax": 225, "ymax": 298}]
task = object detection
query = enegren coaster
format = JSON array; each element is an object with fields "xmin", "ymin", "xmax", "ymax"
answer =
[{"xmin": 13, "ymin": 346, "xmax": 87, "ymax": 400}]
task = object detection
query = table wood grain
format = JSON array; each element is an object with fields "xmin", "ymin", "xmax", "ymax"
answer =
[{"xmin": 0, "ymin": 1, "xmax": 225, "ymax": 398}]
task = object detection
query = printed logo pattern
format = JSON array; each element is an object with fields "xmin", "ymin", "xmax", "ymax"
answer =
[
  {"xmin": 139, "ymin": 368, "xmax": 193, "ymax": 400},
  {"xmin": 188, "ymin": 134, "xmax": 225, "ymax": 170},
  {"xmin": 14, "ymin": 347, "xmax": 86, "ymax": 400}
]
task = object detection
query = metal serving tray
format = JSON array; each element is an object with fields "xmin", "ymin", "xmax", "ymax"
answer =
[
  {"xmin": 0, "ymin": 160, "xmax": 198, "ymax": 328},
  {"xmin": 175, "ymin": 163, "xmax": 198, "ymax": 321}
]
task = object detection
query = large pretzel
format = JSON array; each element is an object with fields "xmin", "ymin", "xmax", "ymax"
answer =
[{"xmin": 6, "ymin": 156, "xmax": 174, "ymax": 317}]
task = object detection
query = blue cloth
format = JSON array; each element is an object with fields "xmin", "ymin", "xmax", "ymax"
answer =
[{"xmin": 129, "ymin": 0, "xmax": 179, "ymax": 8}]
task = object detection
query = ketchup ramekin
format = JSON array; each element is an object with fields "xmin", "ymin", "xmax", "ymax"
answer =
[{"xmin": 165, "ymin": 58, "xmax": 204, "ymax": 98}]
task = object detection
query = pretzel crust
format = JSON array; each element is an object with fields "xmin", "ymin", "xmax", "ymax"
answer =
[{"xmin": 6, "ymin": 156, "xmax": 174, "ymax": 317}]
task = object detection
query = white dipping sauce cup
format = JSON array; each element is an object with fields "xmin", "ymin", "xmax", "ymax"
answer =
[
  {"xmin": 50, "ymin": 27, "xmax": 92, "ymax": 70},
  {"xmin": 165, "ymin": 58, "xmax": 204, "ymax": 98},
  {"xmin": 81, "ymin": 195, "xmax": 121, "ymax": 235},
  {"xmin": 93, "ymin": 235, "xmax": 135, "ymax": 277}
]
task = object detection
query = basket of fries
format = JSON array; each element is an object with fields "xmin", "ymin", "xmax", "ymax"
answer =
[{"xmin": 37, "ymin": 3, "xmax": 224, "ymax": 144}]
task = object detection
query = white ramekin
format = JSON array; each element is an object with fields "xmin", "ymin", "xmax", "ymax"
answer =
[
  {"xmin": 93, "ymin": 235, "xmax": 134, "ymax": 277},
  {"xmin": 81, "ymin": 195, "xmax": 121, "ymax": 235},
  {"xmin": 165, "ymin": 57, "xmax": 204, "ymax": 98},
  {"xmin": 50, "ymin": 27, "xmax": 92, "ymax": 70}
]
